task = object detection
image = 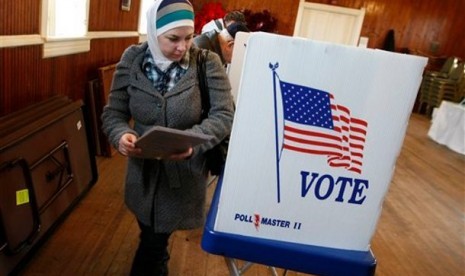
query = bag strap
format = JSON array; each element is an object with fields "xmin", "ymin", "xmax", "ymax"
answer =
[{"xmin": 197, "ymin": 49, "xmax": 210, "ymax": 120}]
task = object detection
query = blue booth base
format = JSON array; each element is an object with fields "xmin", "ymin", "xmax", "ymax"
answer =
[{"xmin": 201, "ymin": 174, "xmax": 377, "ymax": 276}]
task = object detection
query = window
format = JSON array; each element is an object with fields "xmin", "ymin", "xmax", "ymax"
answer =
[
  {"xmin": 138, "ymin": 0, "xmax": 153, "ymax": 41},
  {"xmin": 41, "ymin": 0, "xmax": 90, "ymax": 57},
  {"xmin": 48, "ymin": 0, "xmax": 88, "ymax": 37},
  {"xmin": 1, "ymin": 0, "xmax": 141, "ymax": 53}
]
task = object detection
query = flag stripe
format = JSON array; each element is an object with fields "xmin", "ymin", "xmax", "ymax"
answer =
[
  {"xmin": 349, "ymin": 143, "xmax": 364, "ymax": 150},
  {"xmin": 283, "ymin": 134, "xmax": 343, "ymax": 150},
  {"xmin": 352, "ymin": 117, "xmax": 368, "ymax": 126},
  {"xmin": 284, "ymin": 125, "xmax": 341, "ymax": 142},
  {"xmin": 350, "ymin": 135, "xmax": 366, "ymax": 142},
  {"xmin": 283, "ymin": 144, "xmax": 342, "ymax": 156}
]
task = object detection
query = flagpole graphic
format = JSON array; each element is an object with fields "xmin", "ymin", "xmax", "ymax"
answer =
[
  {"xmin": 270, "ymin": 62, "xmax": 282, "ymax": 203},
  {"xmin": 270, "ymin": 63, "xmax": 368, "ymax": 203}
]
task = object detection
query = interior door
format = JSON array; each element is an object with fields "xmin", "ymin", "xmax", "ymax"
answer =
[{"xmin": 293, "ymin": 1, "xmax": 365, "ymax": 46}]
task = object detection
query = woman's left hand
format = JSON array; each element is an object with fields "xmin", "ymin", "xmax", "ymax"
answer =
[{"xmin": 166, "ymin": 147, "xmax": 193, "ymax": 160}]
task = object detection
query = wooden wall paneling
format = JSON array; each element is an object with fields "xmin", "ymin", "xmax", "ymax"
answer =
[
  {"xmin": 88, "ymin": 38, "xmax": 138, "ymax": 71},
  {"xmin": 303, "ymin": 0, "xmax": 465, "ymax": 58},
  {"xmin": 88, "ymin": 0, "xmax": 141, "ymax": 31},
  {"xmin": 227, "ymin": 0, "xmax": 300, "ymax": 35},
  {"xmin": 440, "ymin": 1, "xmax": 465, "ymax": 57},
  {"xmin": 193, "ymin": 0, "xmax": 465, "ymax": 59},
  {"xmin": 194, "ymin": 0, "xmax": 300, "ymax": 35},
  {"xmin": 0, "ymin": 46, "xmax": 55, "ymax": 116},
  {"xmin": 2, "ymin": 0, "xmax": 464, "ymax": 117},
  {"xmin": 0, "ymin": 0, "xmax": 40, "ymax": 35},
  {"xmin": 0, "ymin": 37, "xmax": 138, "ymax": 117}
]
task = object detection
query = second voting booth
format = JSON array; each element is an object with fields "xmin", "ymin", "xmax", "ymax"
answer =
[{"xmin": 202, "ymin": 32, "xmax": 427, "ymax": 275}]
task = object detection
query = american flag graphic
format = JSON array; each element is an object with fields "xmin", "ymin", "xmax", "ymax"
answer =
[{"xmin": 279, "ymin": 80, "xmax": 368, "ymax": 174}]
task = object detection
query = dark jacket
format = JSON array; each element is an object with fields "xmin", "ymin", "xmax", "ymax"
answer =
[
  {"xmin": 193, "ymin": 30, "xmax": 226, "ymax": 65},
  {"xmin": 101, "ymin": 42, "xmax": 234, "ymax": 232}
]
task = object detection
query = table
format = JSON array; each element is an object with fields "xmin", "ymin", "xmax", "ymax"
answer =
[{"xmin": 428, "ymin": 101, "xmax": 465, "ymax": 155}]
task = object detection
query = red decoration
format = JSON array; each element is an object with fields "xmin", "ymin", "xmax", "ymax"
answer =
[
  {"xmin": 242, "ymin": 9, "xmax": 278, "ymax": 33},
  {"xmin": 194, "ymin": 3, "xmax": 278, "ymax": 34},
  {"xmin": 195, "ymin": 2, "xmax": 226, "ymax": 34}
]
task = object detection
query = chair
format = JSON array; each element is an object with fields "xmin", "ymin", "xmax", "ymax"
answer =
[
  {"xmin": 418, "ymin": 57, "xmax": 465, "ymax": 115},
  {"xmin": 85, "ymin": 63, "xmax": 117, "ymax": 157},
  {"xmin": 424, "ymin": 56, "xmax": 460, "ymax": 78},
  {"xmin": 419, "ymin": 61, "xmax": 465, "ymax": 116}
]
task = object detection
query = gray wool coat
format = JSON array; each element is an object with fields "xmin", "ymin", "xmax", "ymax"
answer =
[{"xmin": 101, "ymin": 42, "xmax": 234, "ymax": 232}]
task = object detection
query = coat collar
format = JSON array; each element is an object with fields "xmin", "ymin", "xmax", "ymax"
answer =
[{"xmin": 129, "ymin": 43, "xmax": 199, "ymax": 98}]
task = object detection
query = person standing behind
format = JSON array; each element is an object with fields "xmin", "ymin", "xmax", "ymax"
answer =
[
  {"xmin": 194, "ymin": 22, "xmax": 250, "ymax": 66},
  {"xmin": 101, "ymin": 0, "xmax": 235, "ymax": 275},
  {"xmin": 201, "ymin": 10, "xmax": 246, "ymax": 34}
]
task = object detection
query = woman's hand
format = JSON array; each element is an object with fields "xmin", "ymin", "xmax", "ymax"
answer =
[
  {"xmin": 118, "ymin": 133, "xmax": 142, "ymax": 157},
  {"xmin": 167, "ymin": 147, "xmax": 193, "ymax": 161},
  {"xmin": 119, "ymin": 133, "xmax": 193, "ymax": 160}
]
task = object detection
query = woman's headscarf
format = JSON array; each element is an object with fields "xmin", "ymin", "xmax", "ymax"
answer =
[{"xmin": 146, "ymin": 0, "xmax": 194, "ymax": 71}]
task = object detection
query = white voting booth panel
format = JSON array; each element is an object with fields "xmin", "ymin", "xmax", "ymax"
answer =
[
  {"xmin": 228, "ymin": 32, "xmax": 250, "ymax": 104},
  {"xmin": 214, "ymin": 32, "xmax": 427, "ymax": 251}
]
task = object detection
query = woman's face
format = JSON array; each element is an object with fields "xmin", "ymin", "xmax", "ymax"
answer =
[{"xmin": 158, "ymin": 26, "xmax": 195, "ymax": 61}]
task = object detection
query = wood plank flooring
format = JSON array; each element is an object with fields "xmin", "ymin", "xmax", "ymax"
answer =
[{"xmin": 17, "ymin": 114, "xmax": 465, "ymax": 275}]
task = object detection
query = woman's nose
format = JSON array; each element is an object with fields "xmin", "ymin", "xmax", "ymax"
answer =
[{"xmin": 177, "ymin": 41, "xmax": 187, "ymax": 51}]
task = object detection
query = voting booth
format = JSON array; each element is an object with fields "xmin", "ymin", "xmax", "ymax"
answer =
[{"xmin": 202, "ymin": 32, "xmax": 427, "ymax": 275}]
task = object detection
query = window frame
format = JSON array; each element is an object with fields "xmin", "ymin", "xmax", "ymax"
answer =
[
  {"xmin": 0, "ymin": 0, "xmax": 150, "ymax": 54},
  {"xmin": 137, "ymin": 0, "xmax": 154, "ymax": 43},
  {"xmin": 40, "ymin": 0, "xmax": 91, "ymax": 58}
]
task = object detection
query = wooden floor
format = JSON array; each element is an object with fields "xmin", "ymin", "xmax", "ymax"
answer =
[{"xmin": 17, "ymin": 113, "xmax": 465, "ymax": 276}]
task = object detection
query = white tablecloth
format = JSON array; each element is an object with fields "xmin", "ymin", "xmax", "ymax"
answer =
[{"xmin": 428, "ymin": 101, "xmax": 465, "ymax": 155}]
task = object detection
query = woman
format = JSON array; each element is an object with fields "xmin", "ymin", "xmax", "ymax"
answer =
[{"xmin": 101, "ymin": 0, "xmax": 234, "ymax": 275}]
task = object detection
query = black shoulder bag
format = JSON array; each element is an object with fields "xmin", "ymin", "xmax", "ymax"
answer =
[{"xmin": 197, "ymin": 49, "xmax": 229, "ymax": 176}]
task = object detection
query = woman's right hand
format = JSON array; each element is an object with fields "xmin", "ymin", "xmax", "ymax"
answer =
[{"xmin": 118, "ymin": 133, "xmax": 142, "ymax": 157}]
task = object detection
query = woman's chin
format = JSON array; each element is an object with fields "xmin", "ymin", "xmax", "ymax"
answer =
[{"xmin": 169, "ymin": 54, "xmax": 184, "ymax": 61}]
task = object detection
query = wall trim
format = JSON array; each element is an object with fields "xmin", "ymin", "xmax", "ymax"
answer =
[
  {"xmin": 87, "ymin": 31, "xmax": 139, "ymax": 39},
  {"xmin": 0, "ymin": 32, "xmax": 141, "ymax": 58},
  {"xmin": 0, "ymin": 35, "xmax": 44, "ymax": 48},
  {"xmin": 43, "ymin": 38, "xmax": 91, "ymax": 58}
]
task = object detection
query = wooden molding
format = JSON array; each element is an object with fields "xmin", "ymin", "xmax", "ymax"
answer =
[{"xmin": 0, "ymin": 35, "xmax": 43, "ymax": 48}]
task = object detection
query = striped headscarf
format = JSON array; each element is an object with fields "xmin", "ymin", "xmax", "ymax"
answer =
[{"xmin": 146, "ymin": 0, "xmax": 194, "ymax": 71}]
